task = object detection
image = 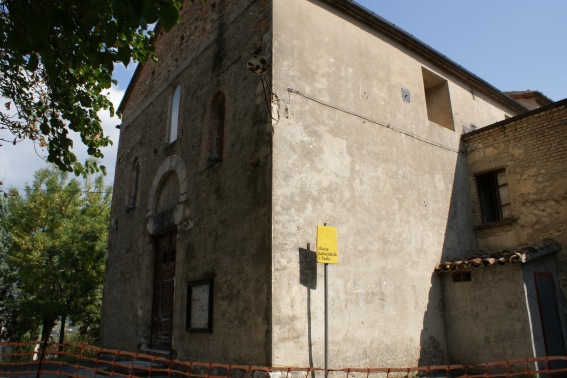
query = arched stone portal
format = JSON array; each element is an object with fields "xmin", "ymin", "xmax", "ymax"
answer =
[
  {"xmin": 145, "ymin": 154, "xmax": 187, "ymax": 351},
  {"xmin": 146, "ymin": 154, "xmax": 188, "ymax": 235}
]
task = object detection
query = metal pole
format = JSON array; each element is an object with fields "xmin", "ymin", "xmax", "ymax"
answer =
[{"xmin": 324, "ymin": 262, "xmax": 328, "ymax": 371}]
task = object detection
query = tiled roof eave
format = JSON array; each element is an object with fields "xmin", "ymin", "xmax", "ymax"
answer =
[{"xmin": 435, "ymin": 243, "xmax": 560, "ymax": 274}]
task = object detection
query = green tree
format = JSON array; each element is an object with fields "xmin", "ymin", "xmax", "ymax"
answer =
[
  {"xmin": 0, "ymin": 196, "xmax": 21, "ymax": 340},
  {"xmin": 3, "ymin": 167, "xmax": 111, "ymax": 344},
  {"xmin": 0, "ymin": 0, "xmax": 187, "ymax": 176}
]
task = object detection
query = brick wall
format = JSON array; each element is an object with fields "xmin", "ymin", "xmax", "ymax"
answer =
[
  {"xmin": 464, "ymin": 99, "xmax": 567, "ymax": 292},
  {"xmin": 121, "ymin": 0, "xmax": 270, "ymax": 121}
]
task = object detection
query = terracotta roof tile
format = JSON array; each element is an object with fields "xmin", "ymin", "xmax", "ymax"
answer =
[{"xmin": 435, "ymin": 243, "xmax": 560, "ymax": 273}]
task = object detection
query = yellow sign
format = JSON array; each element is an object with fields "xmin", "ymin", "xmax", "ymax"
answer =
[{"xmin": 317, "ymin": 225, "xmax": 338, "ymax": 264}]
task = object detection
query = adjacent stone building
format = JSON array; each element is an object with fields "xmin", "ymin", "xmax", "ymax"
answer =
[
  {"xmin": 437, "ymin": 98, "xmax": 567, "ymax": 365},
  {"xmin": 504, "ymin": 90, "xmax": 554, "ymax": 110},
  {"xmin": 101, "ymin": 0, "xmax": 565, "ymax": 368},
  {"xmin": 465, "ymin": 99, "xmax": 567, "ymax": 255}
]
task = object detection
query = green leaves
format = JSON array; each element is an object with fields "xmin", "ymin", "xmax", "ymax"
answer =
[
  {"xmin": 0, "ymin": 0, "xmax": 185, "ymax": 177},
  {"xmin": 157, "ymin": 0, "xmax": 181, "ymax": 31},
  {"xmin": 1, "ymin": 167, "xmax": 112, "ymax": 342}
]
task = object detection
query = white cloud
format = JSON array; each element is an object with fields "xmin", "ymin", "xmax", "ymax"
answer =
[
  {"xmin": 0, "ymin": 137, "xmax": 48, "ymax": 191},
  {"xmin": 0, "ymin": 85, "xmax": 124, "ymax": 191}
]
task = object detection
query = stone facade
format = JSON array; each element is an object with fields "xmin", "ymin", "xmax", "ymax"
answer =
[
  {"xmin": 102, "ymin": 0, "xmax": 273, "ymax": 364},
  {"xmin": 101, "ymin": 0, "xmax": 540, "ymax": 368}
]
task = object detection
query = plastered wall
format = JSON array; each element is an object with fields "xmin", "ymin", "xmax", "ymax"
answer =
[
  {"xmin": 441, "ymin": 264, "xmax": 533, "ymax": 364},
  {"xmin": 270, "ymin": 0, "xmax": 523, "ymax": 368}
]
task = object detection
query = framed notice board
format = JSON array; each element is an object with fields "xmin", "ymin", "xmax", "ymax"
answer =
[{"xmin": 186, "ymin": 279, "xmax": 213, "ymax": 332}]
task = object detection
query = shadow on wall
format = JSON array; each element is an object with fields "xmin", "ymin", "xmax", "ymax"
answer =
[
  {"xmin": 299, "ymin": 245, "xmax": 317, "ymax": 376},
  {"xmin": 418, "ymin": 141, "xmax": 476, "ymax": 366},
  {"xmin": 417, "ymin": 273, "xmax": 447, "ymax": 366}
]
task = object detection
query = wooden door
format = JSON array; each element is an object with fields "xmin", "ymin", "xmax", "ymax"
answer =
[
  {"xmin": 150, "ymin": 230, "xmax": 176, "ymax": 350},
  {"xmin": 535, "ymin": 272, "xmax": 567, "ymax": 372}
]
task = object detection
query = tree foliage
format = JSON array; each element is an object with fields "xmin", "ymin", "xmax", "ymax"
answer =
[
  {"xmin": 0, "ymin": 0, "xmax": 185, "ymax": 176},
  {"xmin": 0, "ymin": 196, "xmax": 22, "ymax": 340},
  {"xmin": 1, "ymin": 167, "xmax": 111, "ymax": 343}
]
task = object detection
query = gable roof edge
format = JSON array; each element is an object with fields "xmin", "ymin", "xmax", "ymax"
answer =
[
  {"xmin": 118, "ymin": 1, "xmax": 529, "ymax": 115},
  {"xmin": 117, "ymin": 63, "xmax": 143, "ymax": 114},
  {"xmin": 325, "ymin": 0, "xmax": 527, "ymax": 114},
  {"xmin": 117, "ymin": 21, "xmax": 162, "ymax": 114}
]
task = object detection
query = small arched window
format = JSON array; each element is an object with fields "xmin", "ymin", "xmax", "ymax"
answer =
[
  {"xmin": 128, "ymin": 158, "xmax": 140, "ymax": 209},
  {"xmin": 168, "ymin": 84, "xmax": 181, "ymax": 144},
  {"xmin": 207, "ymin": 92, "xmax": 225, "ymax": 166}
]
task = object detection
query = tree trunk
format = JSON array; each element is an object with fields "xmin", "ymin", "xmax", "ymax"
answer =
[
  {"xmin": 37, "ymin": 317, "xmax": 55, "ymax": 378},
  {"xmin": 40, "ymin": 317, "xmax": 55, "ymax": 343},
  {"xmin": 58, "ymin": 315, "xmax": 66, "ymax": 352}
]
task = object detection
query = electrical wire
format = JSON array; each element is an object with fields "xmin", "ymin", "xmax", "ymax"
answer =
[{"xmin": 286, "ymin": 87, "xmax": 462, "ymax": 154}]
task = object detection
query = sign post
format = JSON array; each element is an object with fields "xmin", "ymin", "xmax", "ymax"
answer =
[{"xmin": 316, "ymin": 224, "xmax": 338, "ymax": 371}]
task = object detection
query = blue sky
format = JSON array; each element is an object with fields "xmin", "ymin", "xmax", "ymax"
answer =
[
  {"xmin": 114, "ymin": 1, "xmax": 567, "ymax": 101},
  {"xmin": 2, "ymin": 0, "xmax": 566, "ymax": 191},
  {"xmin": 356, "ymin": 0, "xmax": 567, "ymax": 101}
]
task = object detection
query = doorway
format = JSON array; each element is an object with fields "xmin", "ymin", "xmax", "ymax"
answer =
[
  {"xmin": 535, "ymin": 272, "xmax": 567, "ymax": 371},
  {"xmin": 150, "ymin": 230, "xmax": 177, "ymax": 350}
]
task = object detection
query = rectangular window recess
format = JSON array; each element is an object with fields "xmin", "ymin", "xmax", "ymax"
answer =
[{"xmin": 422, "ymin": 67, "xmax": 455, "ymax": 130}]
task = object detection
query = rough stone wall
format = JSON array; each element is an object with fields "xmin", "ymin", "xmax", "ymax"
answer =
[
  {"xmin": 465, "ymin": 100, "xmax": 567, "ymax": 283},
  {"xmin": 121, "ymin": 0, "xmax": 271, "ymax": 121},
  {"xmin": 102, "ymin": 0, "xmax": 273, "ymax": 364},
  {"xmin": 269, "ymin": 0, "xmax": 523, "ymax": 369}
]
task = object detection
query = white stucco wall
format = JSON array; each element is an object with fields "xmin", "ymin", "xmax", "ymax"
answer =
[{"xmin": 270, "ymin": 0, "xmax": 523, "ymax": 368}]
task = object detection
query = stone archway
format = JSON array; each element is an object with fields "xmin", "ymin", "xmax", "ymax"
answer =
[{"xmin": 146, "ymin": 154, "xmax": 188, "ymax": 234}]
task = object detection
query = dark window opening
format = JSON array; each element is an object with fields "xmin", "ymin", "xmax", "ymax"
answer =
[
  {"xmin": 452, "ymin": 271, "xmax": 472, "ymax": 282},
  {"xmin": 476, "ymin": 169, "xmax": 511, "ymax": 224}
]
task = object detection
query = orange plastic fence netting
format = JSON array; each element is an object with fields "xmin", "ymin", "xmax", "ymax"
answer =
[{"xmin": 1, "ymin": 341, "xmax": 567, "ymax": 378}]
